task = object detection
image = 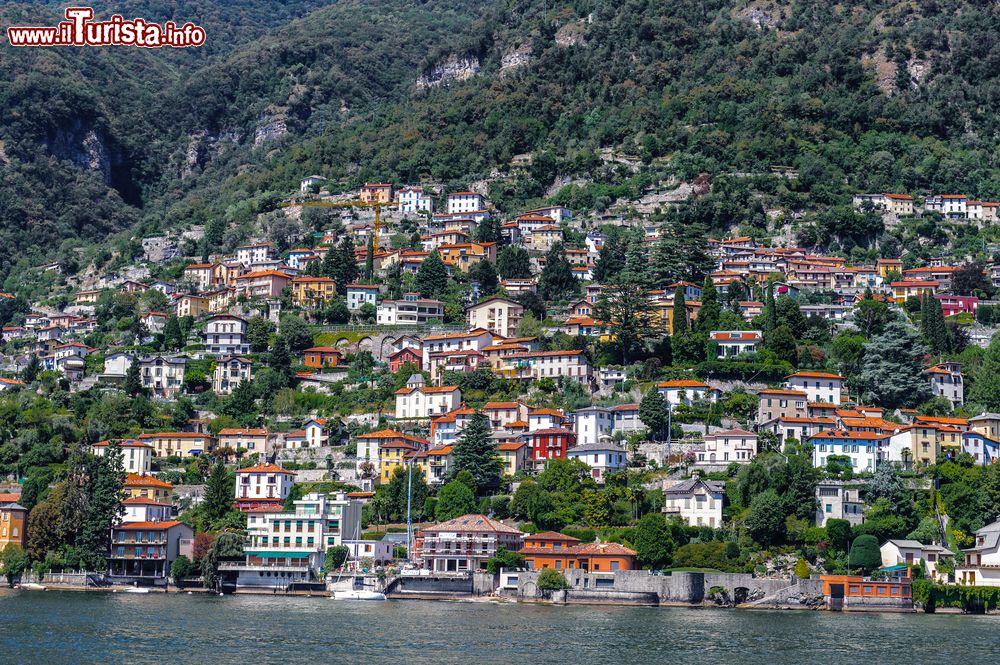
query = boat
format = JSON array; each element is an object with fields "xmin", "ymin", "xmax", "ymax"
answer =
[
  {"xmin": 120, "ymin": 587, "xmax": 151, "ymax": 594},
  {"xmin": 18, "ymin": 583, "xmax": 46, "ymax": 591},
  {"xmin": 331, "ymin": 589, "xmax": 386, "ymax": 601}
]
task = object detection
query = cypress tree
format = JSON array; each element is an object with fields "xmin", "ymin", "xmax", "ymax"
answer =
[
  {"xmin": 763, "ymin": 284, "xmax": 777, "ymax": 335},
  {"xmin": 671, "ymin": 285, "xmax": 688, "ymax": 335},
  {"xmin": 364, "ymin": 236, "xmax": 374, "ymax": 280},
  {"xmin": 696, "ymin": 276, "xmax": 720, "ymax": 333},
  {"xmin": 203, "ymin": 462, "xmax": 235, "ymax": 524}
]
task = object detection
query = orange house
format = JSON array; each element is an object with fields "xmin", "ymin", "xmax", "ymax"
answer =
[
  {"xmin": 519, "ymin": 532, "xmax": 637, "ymax": 573},
  {"xmin": 0, "ymin": 493, "xmax": 27, "ymax": 550},
  {"xmin": 820, "ymin": 574, "xmax": 912, "ymax": 610},
  {"xmin": 303, "ymin": 346, "xmax": 342, "ymax": 369}
]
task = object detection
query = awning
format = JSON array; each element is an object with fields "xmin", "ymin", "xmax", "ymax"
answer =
[
  {"xmin": 188, "ymin": 449, "xmax": 203, "ymax": 455},
  {"xmin": 246, "ymin": 551, "xmax": 311, "ymax": 559}
]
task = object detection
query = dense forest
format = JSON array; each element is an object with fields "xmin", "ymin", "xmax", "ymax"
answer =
[{"xmin": 6, "ymin": 0, "xmax": 1000, "ymax": 280}]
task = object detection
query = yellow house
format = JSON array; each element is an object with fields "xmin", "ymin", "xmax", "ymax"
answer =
[
  {"xmin": 74, "ymin": 289, "xmax": 101, "ymax": 305},
  {"xmin": 498, "ymin": 441, "xmax": 529, "ymax": 477},
  {"xmin": 379, "ymin": 442, "xmax": 417, "ymax": 483},
  {"xmin": 876, "ymin": 258, "xmax": 903, "ymax": 279},
  {"xmin": 438, "ymin": 242, "xmax": 497, "ymax": 273},
  {"xmin": 890, "ymin": 280, "xmax": 937, "ymax": 305},
  {"xmin": 175, "ymin": 294, "xmax": 210, "ymax": 318},
  {"xmin": 652, "ymin": 300, "xmax": 701, "ymax": 335},
  {"xmin": 291, "ymin": 276, "xmax": 337, "ymax": 308},
  {"xmin": 123, "ymin": 473, "xmax": 174, "ymax": 503}
]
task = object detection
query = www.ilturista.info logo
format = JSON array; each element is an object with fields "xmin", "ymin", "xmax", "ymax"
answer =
[{"xmin": 6, "ymin": 7, "xmax": 205, "ymax": 47}]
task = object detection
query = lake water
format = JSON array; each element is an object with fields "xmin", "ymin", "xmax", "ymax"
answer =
[{"xmin": 2, "ymin": 590, "xmax": 1000, "ymax": 664}]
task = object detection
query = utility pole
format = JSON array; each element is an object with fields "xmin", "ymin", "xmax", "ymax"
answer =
[{"xmin": 406, "ymin": 460, "xmax": 414, "ymax": 563}]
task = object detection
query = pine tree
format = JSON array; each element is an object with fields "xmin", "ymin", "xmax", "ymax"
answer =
[
  {"xmin": 450, "ymin": 413, "xmax": 503, "ymax": 493},
  {"xmin": 79, "ymin": 441, "xmax": 126, "ymax": 570},
  {"xmin": 696, "ymin": 276, "xmax": 720, "ymax": 333},
  {"xmin": 163, "ymin": 314, "xmax": 183, "ymax": 350},
  {"xmin": 336, "ymin": 237, "xmax": 360, "ymax": 288},
  {"xmin": 638, "ymin": 388, "xmax": 668, "ymax": 441},
  {"xmin": 469, "ymin": 259, "xmax": 499, "ymax": 297},
  {"xmin": 123, "ymin": 360, "xmax": 144, "ymax": 397},
  {"xmin": 538, "ymin": 242, "xmax": 578, "ymax": 302},
  {"xmin": 595, "ymin": 275, "xmax": 654, "ymax": 364},
  {"xmin": 203, "ymin": 462, "xmax": 234, "ymax": 524},
  {"xmin": 970, "ymin": 335, "xmax": 1000, "ymax": 410},
  {"xmin": 416, "ymin": 250, "xmax": 448, "ymax": 298},
  {"xmin": 671, "ymin": 285, "xmax": 688, "ymax": 335},
  {"xmin": 496, "ymin": 245, "xmax": 532, "ymax": 279},
  {"xmin": 21, "ymin": 354, "xmax": 40, "ymax": 383},
  {"xmin": 859, "ymin": 321, "xmax": 931, "ymax": 408},
  {"xmin": 592, "ymin": 228, "xmax": 627, "ymax": 283}
]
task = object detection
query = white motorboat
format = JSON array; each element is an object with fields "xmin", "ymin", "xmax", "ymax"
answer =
[
  {"xmin": 18, "ymin": 583, "xmax": 46, "ymax": 591},
  {"xmin": 120, "ymin": 587, "xmax": 151, "ymax": 594},
  {"xmin": 331, "ymin": 589, "xmax": 386, "ymax": 601}
]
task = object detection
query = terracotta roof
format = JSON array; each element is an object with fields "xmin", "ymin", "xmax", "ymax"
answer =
[
  {"xmin": 483, "ymin": 402, "xmax": 523, "ymax": 410},
  {"xmin": 138, "ymin": 432, "xmax": 209, "ymax": 439},
  {"xmin": 236, "ymin": 463, "xmax": 295, "ymax": 475},
  {"xmin": 122, "ymin": 497, "xmax": 172, "ymax": 506},
  {"xmin": 419, "ymin": 514, "xmax": 523, "ymax": 535},
  {"xmin": 657, "ymin": 380, "xmax": 710, "ymax": 389},
  {"xmin": 219, "ymin": 428, "xmax": 269, "ymax": 437},
  {"xmin": 811, "ymin": 430, "xmax": 890, "ymax": 440},
  {"xmin": 758, "ymin": 389, "xmax": 808, "ymax": 397},
  {"xmin": 788, "ymin": 371, "xmax": 844, "ymax": 380},
  {"xmin": 529, "ymin": 408, "xmax": 565, "ymax": 417},
  {"xmin": 356, "ymin": 429, "xmax": 429, "ymax": 445},
  {"xmin": 124, "ymin": 473, "xmax": 174, "ymax": 489},
  {"xmin": 115, "ymin": 521, "xmax": 185, "ymax": 530},
  {"xmin": 498, "ymin": 441, "xmax": 528, "ymax": 451},
  {"xmin": 526, "ymin": 531, "xmax": 581, "ymax": 543}
]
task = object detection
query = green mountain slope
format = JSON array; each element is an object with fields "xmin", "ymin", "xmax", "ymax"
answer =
[{"xmin": 5, "ymin": 0, "xmax": 1000, "ymax": 282}]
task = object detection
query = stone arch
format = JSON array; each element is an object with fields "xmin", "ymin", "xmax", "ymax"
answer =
[
  {"xmin": 334, "ymin": 337, "xmax": 351, "ymax": 348},
  {"xmin": 733, "ymin": 587, "xmax": 750, "ymax": 605},
  {"xmin": 357, "ymin": 336, "xmax": 374, "ymax": 352}
]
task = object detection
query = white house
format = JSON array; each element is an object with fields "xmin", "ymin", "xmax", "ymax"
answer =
[
  {"xmin": 421, "ymin": 328, "xmax": 493, "ymax": 367},
  {"xmin": 962, "ymin": 431, "xmax": 1000, "ymax": 466},
  {"xmin": 656, "ymin": 380, "xmax": 720, "ymax": 407},
  {"xmin": 346, "ymin": 284, "xmax": 380, "ymax": 311},
  {"xmin": 528, "ymin": 408, "xmax": 567, "ymax": 432},
  {"xmin": 213, "ymin": 356, "xmax": 252, "ymax": 395},
  {"xmin": 700, "ymin": 429, "xmax": 758, "ymax": 464},
  {"xmin": 377, "ymin": 293, "xmax": 445, "ymax": 325},
  {"xmin": 928, "ymin": 362, "xmax": 964, "ymax": 407},
  {"xmin": 304, "ymin": 418, "xmax": 330, "ymax": 448},
  {"xmin": 785, "ymin": 371, "xmax": 845, "ymax": 404},
  {"xmin": 138, "ymin": 355, "xmax": 187, "ymax": 398},
  {"xmin": 300, "ymin": 175, "xmax": 326, "ymax": 193},
  {"xmin": 609, "ymin": 403, "xmax": 643, "ymax": 435},
  {"xmin": 447, "ymin": 191, "xmax": 483, "ymax": 214},
  {"xmin": 204, "ymin": 315, "xmax": 249, "ymax": 356},
  {"xmin": 234, "ymin": 462, "xmax": 296, "ymax": 510},
  {"xmin": 342, "ymin": 538, "xmax": 394, "ymax": 565},
  {"xmin": 957, "ymin": 520, "xmax": 1000, "ymax": 586},
  {"xmin": 572, "ymin": 407, "xmax": 614, "ymax": 446},
  {"xmin": 91, "ymin": 439, "xmax": 152, "ymax": 475},
  {"xmin": 121, "ymin": 496, "xmax": 172, "ymax": 523},
  {"xmin": 810, "ymin": 430, "xmax": 888, "ymax": 473},
  {"xmin": 102, "ymin": 351, "xmax": 134, "ymax": 379},
  {"xmin": 235, "ymin": 243, "xmax": 275, "ymax": 266},
  {"xmin": 397, "ymin": 186, "xmax": 434, "ymax": 215},
  {"xmin": 466, "ymin": 297, "xmax": 524, "ymax": 339},
  {"xmin": 566, "ymin": 442, "xmax": 627, "ymax": 484},
  {"xmin": 709, "ymin": 330, "xmax": 762, "ymax": 358},
  {"xmin": 880, "ymin": 539, "xmax": 953, "ymax": 582},
  {"xmin": 814, "ymin": 480, "xmax": 864, "ymax": 527},
  {"xmin": 394, "ymin": 385, "xmax": 462, "ymax": 420},
  {"xmin": 662, "ymin": 475, "xmax": 725, "ymax": 528}
]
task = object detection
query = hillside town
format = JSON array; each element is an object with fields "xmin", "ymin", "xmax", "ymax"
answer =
[{"xmin": 1, "ymin": 179, "xmax": 1000, "ymax": 612}]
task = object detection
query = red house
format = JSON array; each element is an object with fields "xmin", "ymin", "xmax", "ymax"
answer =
[
  {"xmin": 521, "ymin": 428, "xmax": 576, "ymax": 468},
  {"xmin": 935, "ymin": 294, "xmax": 979, "ymax": 317},
  {"xmin": 389, "ymin": 347, "xmax": 422, "ymax": 372}
]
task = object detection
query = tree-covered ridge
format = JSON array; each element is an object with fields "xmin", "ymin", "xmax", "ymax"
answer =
[{"xmin": 8, "ymin": 0, "xmax": 1000, "ymax": 280}]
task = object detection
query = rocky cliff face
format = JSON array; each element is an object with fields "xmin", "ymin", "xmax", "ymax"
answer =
[
  {"xmin": 416, "ymin": 55, "xmax": 481, "ymax": 88},
  {"xmin": 45, "ymin": 119, "xmax": 114, "ymax": 185}
]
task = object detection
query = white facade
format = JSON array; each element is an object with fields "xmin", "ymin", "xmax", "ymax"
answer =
[
  {"xmin": 91, "ymin": 440, "xmax": 152, "ymax": 475},
  {"xmin": 213, "ymin": 356, "xmax": 252, "ymax": 395},
  {"xmin": 958, "ymin": 521, "xmax": 1000, "ymax": 586},
  {"xmin": 346, "ymin": 285, "xmax": 379, "ymax": 311},
  {"xmin": 204, "ymin": 315, "xmax": 249, "ymax": 356},
  {"xmin": 663, "ymin": 477, "xmax": 725, "ymax": 528},
  {"xmin": 572, "ymin": 407, "xmax": 614, "ymax": 446},
  {"xmin": 447, "ymin": 192, "xmax": 483, "ymax": 214},
  {"xmin": 929, "ymin": 362, "xmax": 964, "ymax": 407},
  {"xmin": 881, "ymin": 539, "xmax": 952, "ymax": 582},
  {"xmin": 815, "ymin": 480, "xmax": 864, "ymax": 527},
  {"xmin": 138, "ymin": 355, "xmax": 186, "ymax": 398},
  {"xmin": 305, "ymin": 420, "xmax": 329, "ymax": 448},
  {"xmin": 656, "ymin": 381, "xmax": 720, "ymax": 407},
  {"xmin": 466, "ymin": 298, "xmax": 524, "ymax": 339},
  {"xmin": 235, "ymin": 464, "xmax": 296, "ymax": 503},
  {"xmin": 566, "ymin": 443, "xmax": 627, "ymax": 484},
  {"xmin": 103, "ymin": 352, "xmax": 134, "ymax": 378},
  {"xmin": 785, "ymin": 372, "xmax": 844, "ymax": 404},
  {"xmin": 235, "ymin": 244, "xmax": 274, "ymax": 266},
  {"xmin": 709, "ymin": 331, "xmax": 762, "ymax": 358},
  {"xmin": 377, "ymin": 295, "xmax": 445, "ymax": 325},
  {"xmin": 397, "ymin": 187, "xmax": 434, "ymax": 215},
  {"xmin": 421, "ymin": 329, "xmax": 493, "ymax": 367},
  {"xmin": 700, "ymin": 429, "xmax": 758, "ymax": 464},
  {"xmin": 395, "ymin": 386, "xmax": 462, "ymax": 420}
]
